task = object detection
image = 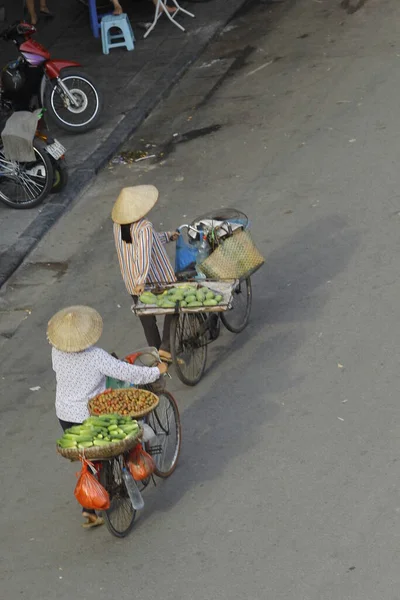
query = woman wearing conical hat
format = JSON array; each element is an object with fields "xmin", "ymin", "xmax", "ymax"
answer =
[
  {"xmin": 47, "ymin": 305, "xmax": 167, "ymax": 528},
  {"xmin": 112, "ymin": 185, "xmax": 179, "ymax": 363}
]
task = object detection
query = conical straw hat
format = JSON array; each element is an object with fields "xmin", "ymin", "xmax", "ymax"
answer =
[
  {"xmin": 47, "ymin": 306, "xmax": 103, "ymax": 353},
  {"xmin": 111, "ymin": 185, "xmax": 159, "ymax": 224}
]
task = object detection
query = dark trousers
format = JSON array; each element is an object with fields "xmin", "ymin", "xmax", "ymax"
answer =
[
  {"xmin": 133, "ymin": 295, "xmax": 173, "ymax": 352},
  {"xmin": 59, "ymin": 418, "xmax": 95, "ymax": 515}
]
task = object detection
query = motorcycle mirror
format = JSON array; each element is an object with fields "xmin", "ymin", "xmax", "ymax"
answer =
[{"xmin": 0, "ymin": 7, "xmax": 6, "ymax": 23}]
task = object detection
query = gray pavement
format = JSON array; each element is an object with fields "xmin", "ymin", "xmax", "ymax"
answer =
[
  {"xmin": 3, "ymin": 0, "xmax": 400, "ymax": 598},
  {"xmin": 0, "ymin": 0, "xmax": 252, "ymax": 286}
]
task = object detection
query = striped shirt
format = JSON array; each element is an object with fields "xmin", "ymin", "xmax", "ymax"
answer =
[{"xmin": 113, "ymin": 218, "xmax": 176, "ymax": 294}]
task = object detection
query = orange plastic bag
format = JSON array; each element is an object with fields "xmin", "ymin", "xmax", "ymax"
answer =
[
  {"xmin": 74, "ymin": 458, "xmax": 110, "ymax": 510},
  {"xmin": 128, "ymin": 444, "xmax": 155, "ymax": 481}
]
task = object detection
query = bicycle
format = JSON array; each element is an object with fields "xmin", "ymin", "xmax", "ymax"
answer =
[
  {"xmin": 97, "ymin": 349, "xmax": 181, "ymax": 538},
  {"xmin": 132, "ymin": 210, "xmax": 257, "ymax": 386}
]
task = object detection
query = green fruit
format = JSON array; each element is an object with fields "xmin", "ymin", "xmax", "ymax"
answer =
[
  {"xmin": 187, "ymin": 301, "xmax": 203, "ymax": 307},
  {"xmin": 196, "ymin": 290, "xmax": 206, "ymax": 302},
  {"xmin": 121, "ymin": 425, "xmax": 139, "ymax": 433},
  {"xmin": 77, "ymin": 441, "xmax": 94, "ymax": 449},
  {"xmin": 66, "ymin": 425, "xmax": 84, "ymax": 435},
  {"xmin": 215, "ymin": 294, "xmax": 223, "ymax": 303},
  {"xmin": 140, "ymin": 292, "xmax": 158, "ymax": 304},
  {"xmin": 72, "ymin": 435, "xmax": 94, "ymax": 443},
  {"xmin": 93, "ymin": 439, "xmax": 111, "ymax": 446},
  {"xmin": 185, "ymin": 295, "xmax": 196, "ymax": 303},
  {"xmin": 58, "ymin": 439, "xmax": 77, "ymax": 448},
  {"xmin": 62, "ymin": 433, "xmax": 80, "ymax": 441},
  {"xmin": 205, "ymin": 291, "xmax": 215, "ymax": 300},
  {"xmin": 181, "ymin": 300, "xmax": 187, "ymax": 307},
  {"xmin": 160, "ymin": 299, "xmax": 176, "ymax": 308},
  {"xmin": 203, "ymin": 299, "xmax": 218, "ymax": 306}
]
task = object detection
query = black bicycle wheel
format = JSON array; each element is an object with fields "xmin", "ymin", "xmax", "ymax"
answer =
[
  {"xmin": 170, "ymin": 313, "xmax": 208, "ymax": 386},
  {"xmin": 145, "ymin": 391, "xmax": 181, "ymax": 478},
  {"xmin": 0, "ymin": 139, "xmax": 53, "ymax": 209},
  {"xmin": 99, "ymin": 458, "xmax": 136, "ymax": 538},
  {"xmin": 221, "ymin": 278, "xmax": 252, "ymax": 333}
]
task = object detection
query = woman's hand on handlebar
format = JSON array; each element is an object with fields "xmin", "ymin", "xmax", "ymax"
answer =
[
  {"xmin": 157, "ymin": 361, "xmax": 168, "ymax": 375},
  {"xmin": 169, "ymin": 231, "xmax": 180, "ymax": 242}
]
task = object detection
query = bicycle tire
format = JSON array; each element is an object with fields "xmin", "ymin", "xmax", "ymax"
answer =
[
  {"xmin": 221, "ymin": 278, "xmax": 252, "ymax": 333},
  {"xmin": 99, "ymin": 458, "xmax": 136, "ymax": 538},
  {"xmin": 170, "ymin": 313, "xmax": 208, "ymax": 386},
  {"xmin": 0, "ymin": 138, "xmax": 53, "ymax": 209},
  {"xmin": 145, "ymin": 391, "xmax": 181, "ymax": 478}
]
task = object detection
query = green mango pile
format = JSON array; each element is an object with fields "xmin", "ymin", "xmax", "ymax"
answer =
[
  {"xmin": 140, "ymin": 284, "xmax": 223, "ymax": 309},
  {"xmin": 57, "ymin": 414, "xmax": 140, "ymax": 449}
]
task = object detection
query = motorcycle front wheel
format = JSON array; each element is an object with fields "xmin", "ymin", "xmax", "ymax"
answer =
[
  {"xmin": 0, "ymin": 139, "xmax": 54, "ymax": 209},
  {"xmin": 44, "ymin": 69, "xmax": 103, "ymax": 133}
]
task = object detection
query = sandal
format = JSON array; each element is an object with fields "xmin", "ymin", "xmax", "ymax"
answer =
[
  {"xmin": 82, "ymin": 512, "xmax": 104, "ymax": 529},
  {"xmin": 159, "ymin": 350, "xmax": 173, "ymax": 364},
  {"xmin": 40, "ymin": 10, "xmax": 55, "ymax": 19}
]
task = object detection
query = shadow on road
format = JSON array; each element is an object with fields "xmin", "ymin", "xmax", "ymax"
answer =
[{"xmin": 133, "ymin": 214, "xmax": 360, "ymax": 526}]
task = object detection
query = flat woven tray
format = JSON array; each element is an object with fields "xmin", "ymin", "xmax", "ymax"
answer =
[
  {"xmin": 88, "ymin": 388, "xmax": 159, "ymax": 419},
  {"xmin": 132, "ymin": 280, "xmax": 236, "ymax": 316},
  {"xmin": 56, "ymin": 427, "xmax": 142, "ymax": 462}
]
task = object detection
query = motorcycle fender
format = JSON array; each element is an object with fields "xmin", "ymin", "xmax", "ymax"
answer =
[{"xmin": 44, "ymin": 60, "xmax": 81, "ymax": 80}]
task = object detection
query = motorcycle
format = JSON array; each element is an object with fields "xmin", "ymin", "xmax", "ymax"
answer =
[
  {"xmin": 0, "ymin": 20, "xmax": 103, "ymax": 133},
  {"xmin": 0, "ymin": 108, "xmax": 68, "ymax": 209}
]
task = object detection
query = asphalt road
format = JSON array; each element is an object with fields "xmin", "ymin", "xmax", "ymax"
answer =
[{"xmin": 2, "ymin": 0, "xmax": 400, "ymax": 598}]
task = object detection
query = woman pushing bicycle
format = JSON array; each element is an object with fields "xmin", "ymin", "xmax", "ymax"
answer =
[
  {"xmin": 47, "ymin": 304, "xmax": 167, "ymax": 528},
  {"xmin": 112, "ymin": 185, "xmax": 180, "ymax": 364}
]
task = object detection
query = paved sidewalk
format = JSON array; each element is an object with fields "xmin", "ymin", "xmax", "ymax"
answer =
[{"xmin": 0, "ymin": 0, "xmax": 253, "ymax": 288}]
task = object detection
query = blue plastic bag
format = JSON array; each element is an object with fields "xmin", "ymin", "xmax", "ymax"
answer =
[{"xmin": 175, "ymin": 233, "xmax": 198, "ymax": 273}]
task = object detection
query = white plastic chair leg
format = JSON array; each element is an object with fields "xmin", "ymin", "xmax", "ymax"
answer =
[{"xmin": 143, "ymin": 0, "xmax": 195, "ymax": 39}]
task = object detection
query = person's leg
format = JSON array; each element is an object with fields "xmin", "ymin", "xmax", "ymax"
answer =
[
  {"xmin": 25, "ymin": 0, "xmax": 37, "ymax": 25},
  {"xmin": 58, "ymin": 419, "xmax": 100, "ymax": 523},
  {"xmin": 39, "ymin": 0, "xmax": 55, "ymax": 18},
  {"xmin": 139, "ymin": 314, "xmax": 162, "ymax": 349},
  {"xmin": 160, "ymin": 314, "xmax": 173, "ymax": 352},
  {"xmin": 111, "ymin": 0, "xmax": 123, "ymax": 15}
]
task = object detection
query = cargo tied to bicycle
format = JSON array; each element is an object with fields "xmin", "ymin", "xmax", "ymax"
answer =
[
  {"xmin": 56, "ymin": 387, "xmax": 159, "ymax": 461},
  {"xmin": 132, "ymin": 280, "xmax": 236, "ymax": 316}
]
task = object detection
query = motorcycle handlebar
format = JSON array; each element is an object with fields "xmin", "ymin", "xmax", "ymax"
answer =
[{"xmin": 0, "ymin": 21, "xmax": 36, "ymax": 41}]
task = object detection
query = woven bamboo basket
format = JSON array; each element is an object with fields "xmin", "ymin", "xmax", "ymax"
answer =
[
  {"xmin": 199, "ymin": 230, "xmax": 264, "ymax": 280},
  {"xmin": 56, "ymin": 427, "xmax": 143, "ymax": 461},
  {"xmin": 88, "ymin": 388, "xmax": 159, "ymax": 419}
]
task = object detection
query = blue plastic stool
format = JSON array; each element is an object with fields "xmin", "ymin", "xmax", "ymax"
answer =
[
  {"xmin": 88, "ymin": 0, "xmax": 111, "ymax": 38},
  {"xmin": 101, "ymin": 14, "xmax": 135, "ymax": 55}
]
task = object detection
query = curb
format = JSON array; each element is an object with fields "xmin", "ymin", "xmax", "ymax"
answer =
[{"xmin": 0, "ymin": 0, "xmax": 250, "ymax": 289}]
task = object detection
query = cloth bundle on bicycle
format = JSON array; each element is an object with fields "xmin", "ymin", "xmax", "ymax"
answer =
[{"xmin": 1, "ymin": 109, "xmax": 40, "ymax": 162}]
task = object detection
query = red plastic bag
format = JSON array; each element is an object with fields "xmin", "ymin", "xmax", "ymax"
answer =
[
  {"xmin": 74, "ymin": 458, "xmax": 110, "ymax": 510},
  {"xmin": 128, "ymin": 444, "xmax": 155, "ymax": 481}
]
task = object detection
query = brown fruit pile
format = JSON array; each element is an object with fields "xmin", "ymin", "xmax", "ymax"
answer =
[{"xmin": 89, "ymin": 388, "xmax": 157, "ymax": 416}]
